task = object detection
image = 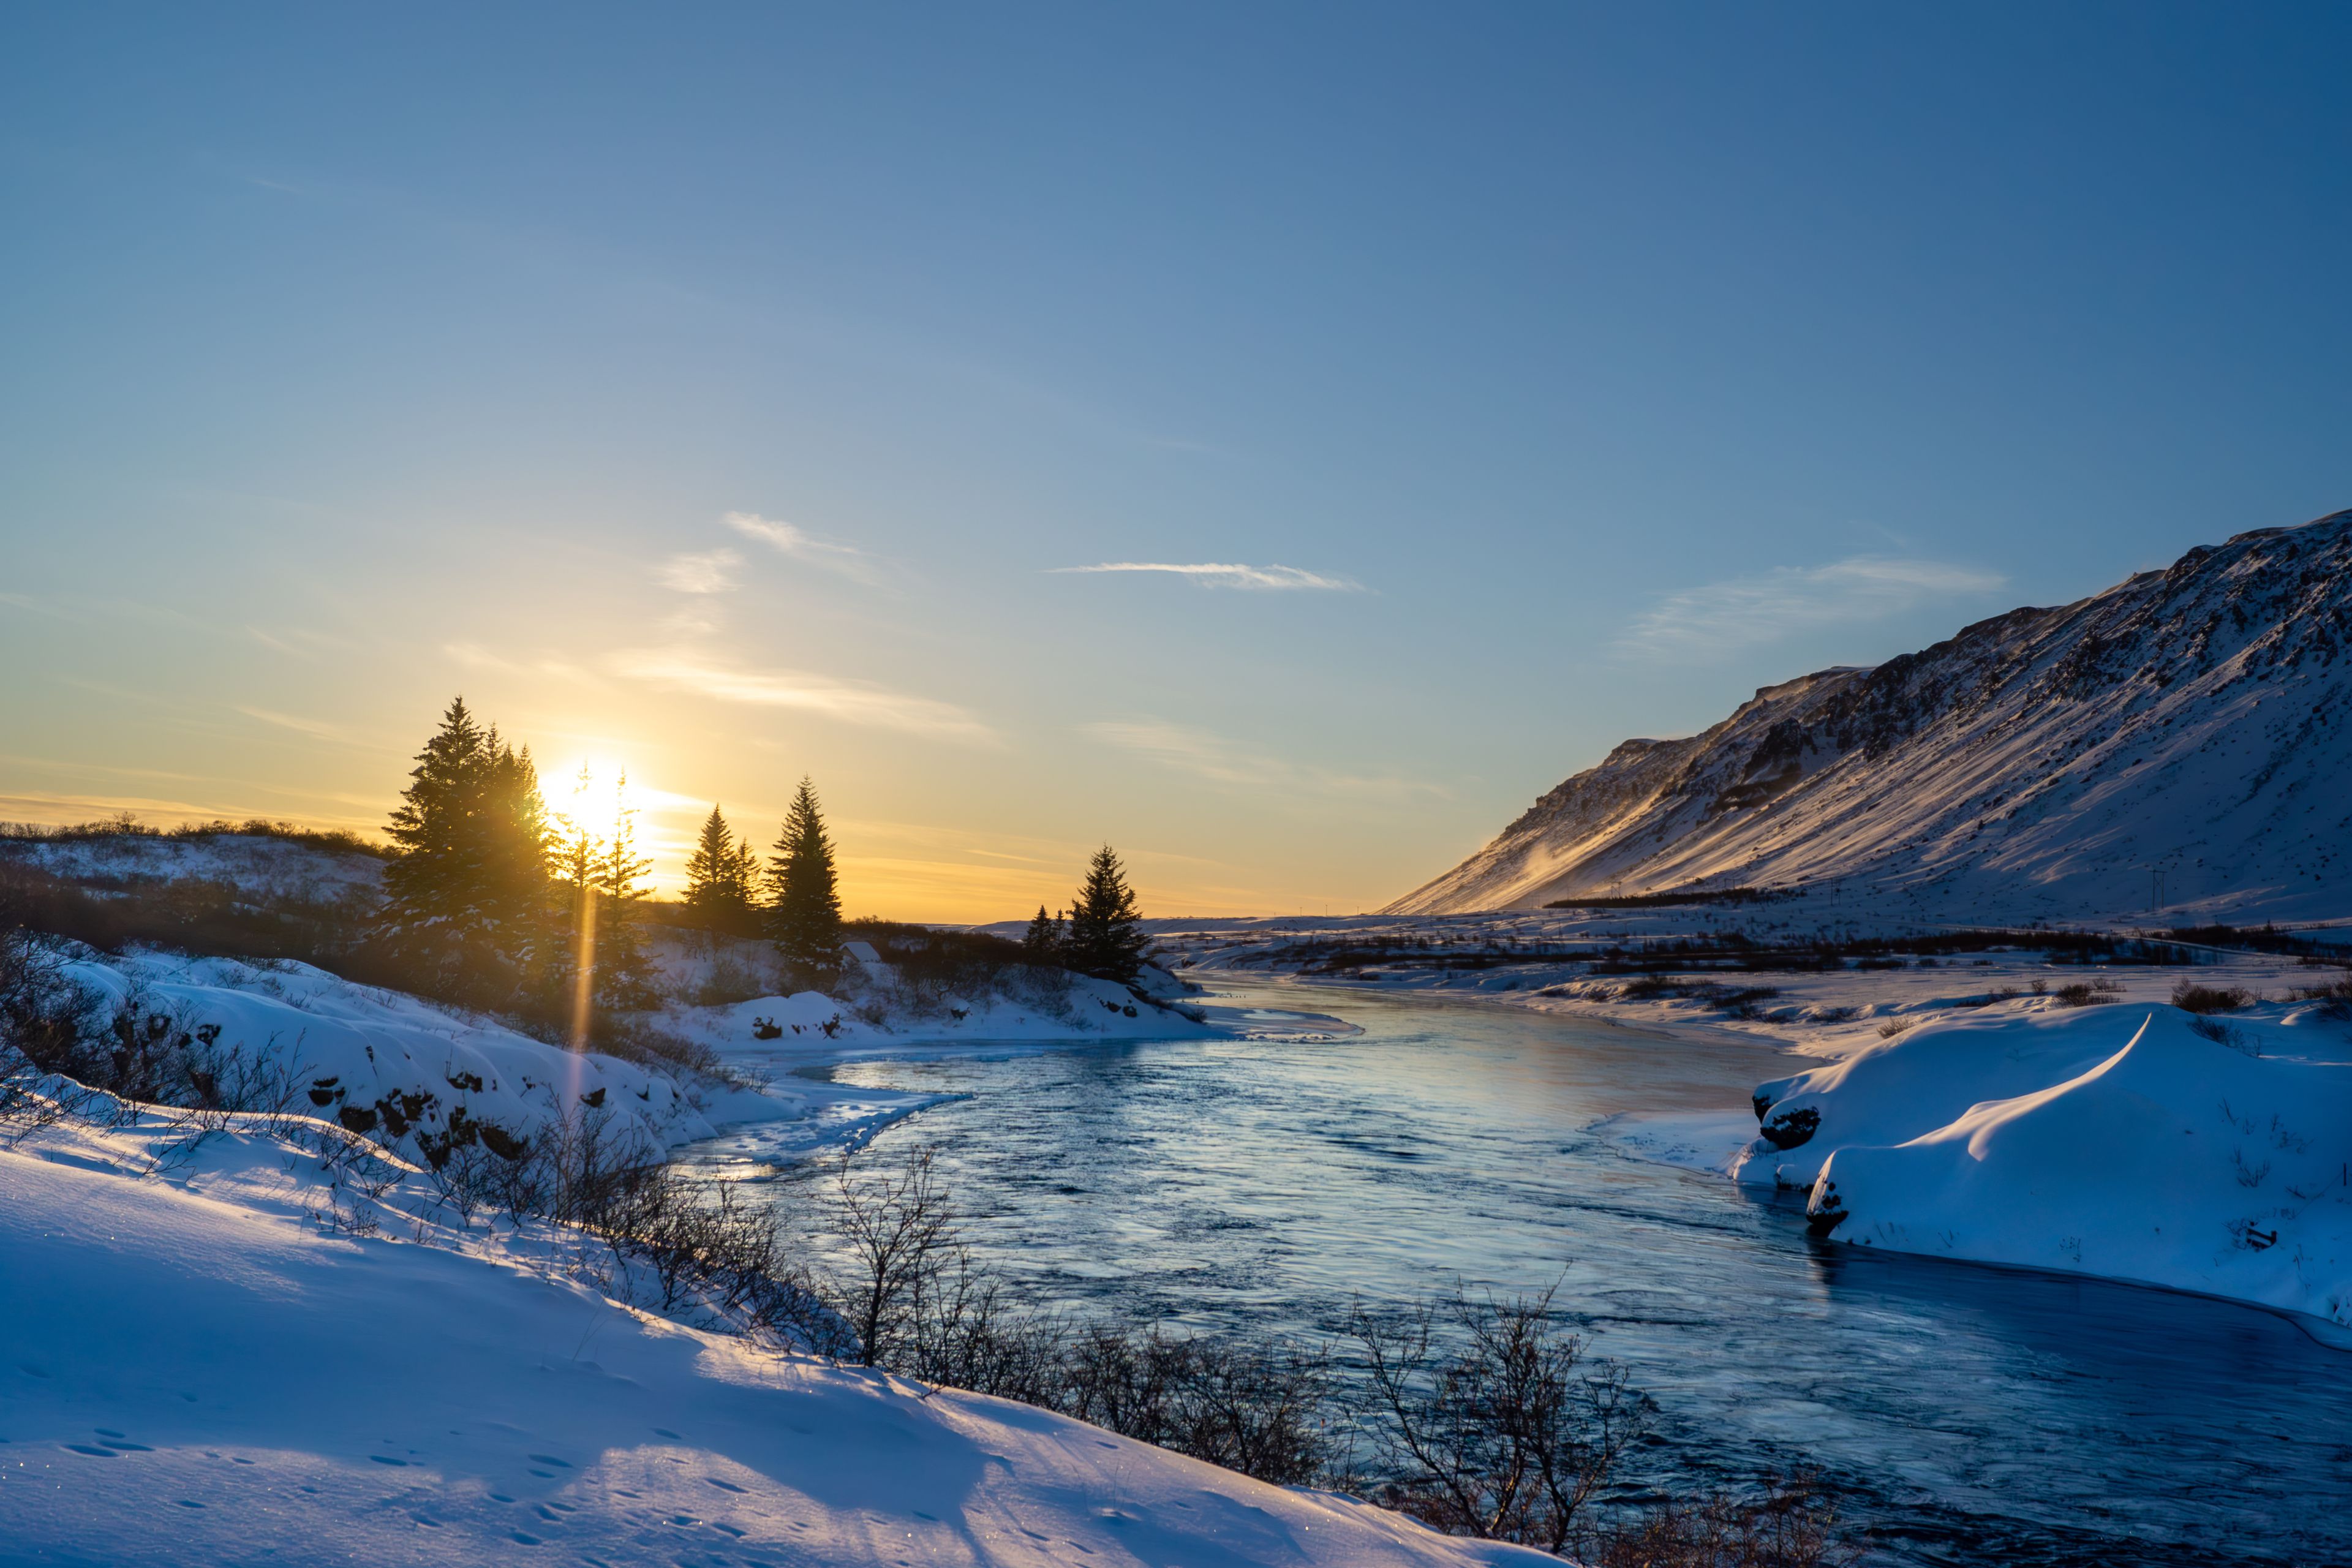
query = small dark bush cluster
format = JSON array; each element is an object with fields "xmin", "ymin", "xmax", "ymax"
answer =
[
  {"xmin": 2050, "ymin": 978, "xmax": 2122, "ymax": 1008},
  {"xmin": 1591, "ymin": 1474, "xmax": 1853, "ymax": 1568},
  {"xmin": 2290, "ymin": 974, "xmax": 2352, "ymax": 1020},
  {"xmin": 2170, "ymin": 981, "xmax": 2253, "ymax": 1016}
]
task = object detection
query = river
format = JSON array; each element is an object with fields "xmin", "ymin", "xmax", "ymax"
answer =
[{"xmin": 696, "ymin": 980, "xmax": 2352, "ymax": 1566}]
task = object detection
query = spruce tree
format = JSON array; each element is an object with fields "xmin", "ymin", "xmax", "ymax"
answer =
[
  {"xmin": 1064, "ymin": 845, "xmax": 1146, "ymax": 984},
  {"xmin": 380, "ymin": 699, "xmax": 549, "ymax": 995},
  {"xmin": 766, "ymin": 777, "xmax": 843, "ymax": 987},
  {"xmin": 1021, "ymin": 904, "xmax": 1064, "ymax": 963},
  {"xmin": 481, "ymin": 737, "xmax": 553, "ymax": 941},
  {"xmin": 382, "ymin": 696, "xmax": 491, "ymax": 930},
  {"xmin": 684, "ymin": 804, "xmax": 758, "ymax": 930},
  {"xmin": 592, "ymin": 774, "xmax": 657, "ymax": 1009},
  {"xmin": 731, "ymin": 831, "xmax": 761, "ymax": 911}
]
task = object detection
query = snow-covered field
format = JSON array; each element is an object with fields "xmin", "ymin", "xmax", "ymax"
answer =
[{"xmin": 0, "ymin": 1108, "xmax": 1546, "ymax": 1568}]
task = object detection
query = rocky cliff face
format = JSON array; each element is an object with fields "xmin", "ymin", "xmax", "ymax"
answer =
[{"xmin": 1388, "ymin": 510, "xmax": 2352, "ymax": 922}]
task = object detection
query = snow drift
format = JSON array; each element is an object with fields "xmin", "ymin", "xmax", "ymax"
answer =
[
  {"xmin": 0, "ymin": 1118, "xmax": 1546, "ymax": 1567},
  {"xmin": 53, "ymin": 949, "xmax": 734, "ymax": 1163},
  {"xmin": 1736, "ymin": 1003, "xmax": 2352, "ymax": 1335},
  {"xmin": 1390, "ymin": 508, "xmax": 2352, "ymax": 922}
]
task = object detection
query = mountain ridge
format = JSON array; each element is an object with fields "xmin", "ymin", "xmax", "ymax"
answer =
[{"xmin": 1386, "ymin": 510, "xmax": 2352, "ymax": 922}]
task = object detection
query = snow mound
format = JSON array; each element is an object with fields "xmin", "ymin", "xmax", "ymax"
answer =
[
  {"xmin": 1740, "ymin": 1005, "xmax": 2352, "ymax": 1333},
  {"xmin": 61, "ymin": 950, "xmax": 742, "ymax": 1161},
  {"xmin": 663, "ymin": 968, "xmax": 1212, "ymax": 1058},
  {"xmin": 0, "ymin": 1123, "xmax": 1543, "ymax": 1567}
]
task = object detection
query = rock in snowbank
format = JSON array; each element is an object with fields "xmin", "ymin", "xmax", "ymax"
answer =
[{"xmin": 1740, "ymin": 1005, "xmax": 2352, "ymax": 1335}]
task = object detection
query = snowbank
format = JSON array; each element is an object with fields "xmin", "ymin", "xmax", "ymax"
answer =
[
  {"xmin": 0, "ymin": 1119, "xmax": 1545, "ymax": 1567},
  {"xmin": 1741, "ymin": 1005, "xmax": 2352, "ymax": 1335},
  {"xmin": 56, "ymin": 950, "xmax": 784, "ymax": 1163},
  {"xmin": 661, "ymin": 967, "xmax": 1213, "ymax": 1064}
]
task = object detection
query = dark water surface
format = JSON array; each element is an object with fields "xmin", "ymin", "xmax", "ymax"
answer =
[{"xmin": 742, "ymin": 982, "xmax": 2352, "ymax": 1566}]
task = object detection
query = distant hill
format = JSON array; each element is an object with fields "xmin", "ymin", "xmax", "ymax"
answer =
[{"xmin": 1388, "ymin": 510, "xmax": 2352, "ymax": 924}]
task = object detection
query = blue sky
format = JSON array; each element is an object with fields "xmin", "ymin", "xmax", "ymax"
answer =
[{"xmin": 3, "ymin": 4, "xmax": 2347, "ymax": 917}]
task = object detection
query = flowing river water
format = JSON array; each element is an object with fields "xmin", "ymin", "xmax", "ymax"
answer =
[{"xmin": 692, "ymin": 981, "xmax": 2352, "ymax": 1566}]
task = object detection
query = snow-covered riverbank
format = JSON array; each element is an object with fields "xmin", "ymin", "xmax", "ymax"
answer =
[{"xmin": 0, "ymin": 1105, "xmax": 1546, "ymax": 1568}]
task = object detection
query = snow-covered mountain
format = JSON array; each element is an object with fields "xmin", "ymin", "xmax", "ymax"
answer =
[{"xmin": 1389, "ymin": 510, "xmax": 2352, "ymax": 922}]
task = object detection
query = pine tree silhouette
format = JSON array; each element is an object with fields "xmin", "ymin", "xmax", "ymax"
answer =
[
  {"xmin": 1021, "ymin": 904, "xmax": 1064, "ymax": 962},
  {"xmin": 593, "ymin": 773, "xmax": 657, "ymax": 1010},
  {"xmin": 1064, "ymin": 845, "xmax": 1145, "ymax": 984},
  {"xmin": 684, "ymin": 804, "xmax": 758, "ymax": 931},
  {"xmin": 766, "ymin": 777, "xmax": 843, "ymax": 986},
  {"xmin": 382, "ymin": 696, "xmax": 491, "ymax": 925},
  {"xmin": 380, "ymin": 698, "xmax": 551, "ymax": 997}
]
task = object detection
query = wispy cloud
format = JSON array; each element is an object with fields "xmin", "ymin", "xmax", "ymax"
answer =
[
  {"xmin": 246, "ymin": 625, "xmax": 356, "ymax": 659},
  {"xmin": 1053, "ymin": 562, "xmax": 1362, "ymax": 592},
  {"xmin": 657, "ymin": 548, "xmax": 742, "ymax": 594},
  {"xmin": 723, "ymin": 512, "xmax": 879, "ymax": 584},
  {"xmin": 1618, "ymin": 557, "xmax": 2007, "ymax": 662},
  {"xmin": 234, "ymin": 707, "xmax": 375, "ymax": 748},
  {"xmin": 610, "ymin": 650, "xmax": 993, "ymax": 742},
  {"xmin": 1086, "ymin": 719, "xmax": 1440, "ymax": 802}
]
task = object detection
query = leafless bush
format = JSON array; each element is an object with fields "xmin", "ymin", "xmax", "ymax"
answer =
[
  {"xmin": 1874, "ymin": 1019, "xmax": 1914, "ymax": 1039},
  {"xmin": 820, "ymin": 1145, "xmax": 958, "ymax": 1366},
  {"xmin": 2187, "ymin": 1016, "xmax": 2261, "ymax": 1056},
  {"xmin": 1056, "ymin": 1322, "xmax": 1338, "ymax": 1485},
  {"xmin": 423, "ymin": 1138, "xmax": 503, "ymax": 1230},
  {"xmin": 2290, "ymin": 973, "xmax": 2352, "ymax": 1020},
  {"xmin": 902, "ymin": 1251, "xmax": 1065, "ymax": 1404},
  {"xmin": 1351, "ymin": 1283, "xmax": 1648, "ymax": 1555},
  {"xmin": 1592, "ymin": 1473, "xmax": 1853, "ymax": 1568},
  {"xmin": 2170, "ymin": 982, "xmax": 2252, "ymax": 1015},
  {"xmin": 0, "ymin": 926, "xmax": 105, "ymax": 1141},
  {"xmin": 2051, "ymin": 978, "xmax": 2122, "ymax": 1008},
  {"xmin": 690, "ymin": 948, "xmax": 769, "ymax": 1007}
]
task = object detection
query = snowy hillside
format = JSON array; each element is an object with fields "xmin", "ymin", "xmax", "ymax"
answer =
[
  {"xmin": 0, "ymin": 829, "xmax": 386, "ymax": 903},
  {"xmin": 0, "ymin": 1115, "xmax": 1545, "ymax": 1568},
  {"xmin": 1390, "ymin": 509, "xmax": 2352, "ymax": 923}
]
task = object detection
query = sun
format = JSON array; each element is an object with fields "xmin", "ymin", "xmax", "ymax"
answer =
[{"xmin": 557, "ymin": 759, "xmax": 631, "ymax": 845}]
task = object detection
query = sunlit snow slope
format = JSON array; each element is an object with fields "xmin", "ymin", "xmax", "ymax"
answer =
[{"xmin": 1390, "ymin": 510, "xmax": 2352, "ymax": 922}]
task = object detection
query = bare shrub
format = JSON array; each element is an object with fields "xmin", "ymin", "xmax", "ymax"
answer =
[
  {"xmin": 1874, "ymin": 1019, "xmax": 1914, "ymax": 1039},
  {"xmin": 0, "ymin": 926, "xmax": 104, "ymax": 1141},
  {"xmin": 2290, "ymin": 973, "xmax": 2352, "ymax": 1020},
  {"xmin": 820, "ymin": 1145, "xmax": 958, "ymax": 1366},
  {"xmin": 2051, "ymin": 978, "xmax": 2122, "ymax": 1008},
  {"xmin": 1351, "ymin": 1283, "xmax": 1648, "ymax": 1555},
  {"xmin": 2187, "ymin": 1016, "xmax": 2261, "ymax": 1056},
  {"xmin": 1593, "ymin": 1473, "xmax": 1853, "ymax": 1568},
  {"xmin": 1057, "ymin": 1323, "xmax": 1336, "ymax": 1485},
  {"xmin": 2171, "ymin": 982, "xmax": 2252, "ymax": 1016},
  {"xmin": 691, "ymin": 948, "xmax": 768, "ymax": 1007}
]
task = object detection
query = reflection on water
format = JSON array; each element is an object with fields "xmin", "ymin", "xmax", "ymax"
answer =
[{"xmin": 745, "ymin": 983, "xmax": 2352, "ymax": 1566}]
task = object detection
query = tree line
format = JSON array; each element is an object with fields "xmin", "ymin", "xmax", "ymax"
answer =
[{"xmin": 377, "ymin": 697, "xmax": 1154, "ymax": 1031}]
